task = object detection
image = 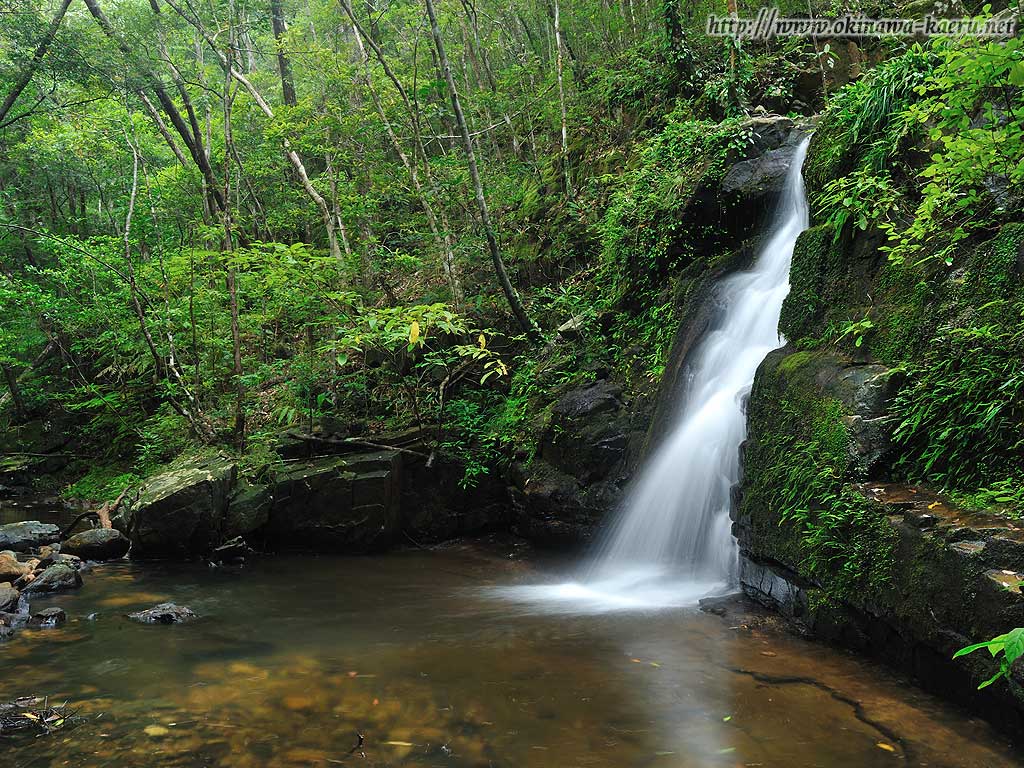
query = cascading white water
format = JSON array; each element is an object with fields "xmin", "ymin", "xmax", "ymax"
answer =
[{"xmin": 494, "ymin": 136, "xmax": 811, "ymax": 613}]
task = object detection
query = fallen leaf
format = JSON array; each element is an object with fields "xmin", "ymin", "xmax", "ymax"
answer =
[
  {"xmin": 384, "ymin": 741, "xmax": 416, "ymax": 747},
  {"xmin": 760, "ymin": 651, "xmax": 777, "ymax": 657},
  {"xmin": 928, "ymin": 501, "xmax": 941, "ymax": 510},
  {"xmin": 144, "ymin": 725, "xmax": 169, "ymax": 737},
  {"xmin": 876, "ymin": 742, "xmax": 896, "ymax": 752}
]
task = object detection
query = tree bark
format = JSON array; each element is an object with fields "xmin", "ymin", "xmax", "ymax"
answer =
[{"xmin": 422, "ymin": 0, "xmax": 540, "ymax": 341}]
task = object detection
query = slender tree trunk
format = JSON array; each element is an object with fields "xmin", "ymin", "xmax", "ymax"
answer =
[
  {"xmin": 2, "ymin": 364, "xmax": 26, "ymax": 420},
  {"xmin": 165, "ymin": 0, "xmax": 343, "ymax": 261},
  {"xmin": 222, "ymin": 41, "xmax": 246, "ymax": 448},
  {"xmin": 83, "ymin": 0, "xmax": 226, "ymax": 213},
  {"xmin": 270, "ymin": 0, "xmax": 298, "ymax": 106},
  {"xmin": 0, "ymin": 0, "xmax": 73, "ymax": 128},
  {"xmin": 422, "ymin": 0, "xmax": 540, "ymax": 340},
  {"xmin": 553, "ymin": 0, "xmax": 572, "ymax": 198},
  {"xmin": 349, "ymin": 21, "xmax": 463, "ymax": 305}
]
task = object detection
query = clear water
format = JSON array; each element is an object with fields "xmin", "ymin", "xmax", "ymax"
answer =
[
  {"xmin": 500, "ymin": 139, "xmax": 812, "ymax": 612},
  {"xmin": 1, "ymin": 547, "xmax": 1019, "ymax": 768}
]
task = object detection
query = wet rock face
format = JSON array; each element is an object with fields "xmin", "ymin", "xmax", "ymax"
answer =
[
  {"xmin": 128, "ymin": 603, "xmax": 196, "ymax": 624},
  {"xmin": 22, "ymin": 563, "xmax": 82, "ymax": 594},
  {"xmin": 61, "ymin": 528, "xmax": 130, "ymax": 561},
  {"xmin": 117, "ymin": 456, "xmax": 237, "ymax": 559},
  {"xmin": 721, "ymin": 129, "xmax": 810, "ymax": 200},
  {"xmin": 0, "ymin": 521, "xmax": 60, "ymax": 553}
]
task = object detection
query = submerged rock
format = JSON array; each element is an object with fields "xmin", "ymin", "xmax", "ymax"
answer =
[
  {"xmin": 28, "ymin": 607, "xmax": 66, "ymax": 628},
  {"xmin": 128, "ymin": 603, "xmax": 197, "ymax": 624},
  {"xmin": 23, "ymin": 563, "xmax": 82, "ymax": 594},
  {"xmin": 0, "ymin": 521, "xmax": 60, "ymax": 553},
  {"xmin": 61, "ymin": 528, "xmax": 130, "ymax": 561}
]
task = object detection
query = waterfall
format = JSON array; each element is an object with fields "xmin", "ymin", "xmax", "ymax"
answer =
[{"xmin": 494, "ymin": 136, "xmax": 811, "ymax": 612}]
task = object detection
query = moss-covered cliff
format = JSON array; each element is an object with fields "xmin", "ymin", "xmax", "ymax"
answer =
[{"xmin": 736, "ymin": 37, "xmax": 1024, "ymax": 731}]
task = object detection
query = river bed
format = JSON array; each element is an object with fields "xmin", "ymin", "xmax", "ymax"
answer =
[{"xmin": 1, "ymin": 541, "xmax": 1021, "ymax": 767}]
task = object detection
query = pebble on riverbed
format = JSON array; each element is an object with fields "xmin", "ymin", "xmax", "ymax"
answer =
[{"xmin": 127, "ymin": 603, "xmax": 197, "ymax": 625}]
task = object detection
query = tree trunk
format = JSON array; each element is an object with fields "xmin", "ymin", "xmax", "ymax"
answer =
[
  {"xmin": 553, "ymin": 0, "xmax": 572, "ymax": 198},
  {"xmin": 2, "ymin": 364, "xmax": 26, "ymax": 420},
  {"xmin": 422, "ymin": 0, "xmax": 540, "ymax": 341},
  {"xmin": 270, "ymin": 0, "xmax": 298, "ymax": 106}
]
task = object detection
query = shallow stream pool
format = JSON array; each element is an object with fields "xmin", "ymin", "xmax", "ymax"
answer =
[{"xmin": 1, "ymin": 544, "xmax": 1020, "ymax": 767}]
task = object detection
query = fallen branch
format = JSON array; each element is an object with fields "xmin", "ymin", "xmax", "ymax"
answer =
[{"xmin": 284, "ymin": 431, "xmax": 431, "ymax": 460}]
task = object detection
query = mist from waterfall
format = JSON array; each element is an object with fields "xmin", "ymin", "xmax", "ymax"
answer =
[{"xmin": 493, "ymin": 136, "xmax": 811, "ymax": 613}]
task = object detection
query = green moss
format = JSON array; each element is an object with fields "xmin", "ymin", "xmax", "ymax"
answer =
[
  {"xmin": 779, "ymin": 224, "xmax": 839, "ymax": 341},
  {"xmin": 742, "ymin": 350, "xmax": 897, "ymax": 602},
  {"xmin": 802, "ymin": 112, "xmax": 856, "ymax": 203}
]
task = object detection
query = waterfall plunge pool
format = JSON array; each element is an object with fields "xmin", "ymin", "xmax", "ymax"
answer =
[{"xmin": 1, "ymin": 544, "xmax": 1020, "ymax": 768}]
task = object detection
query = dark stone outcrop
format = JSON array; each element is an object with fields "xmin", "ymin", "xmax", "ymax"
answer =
[
  {"xmin": 128, "ymin": 602, "xmax": 196, "ymax": 624},
  {"xmin": 61, "ymin": 528, "xmax": 130, "ymax": 561},
  {"xmin": 117, "ymin": 456, "xmax": 236, "ymax": 559},
  {"xmin": 23, "ymin": 563, "xmax": 82, "ymax": 594},
  {"xmin": 0, "ymin": 521, "xmax": 60, "ymax": 553},
  {"xmin": 264, "ymin": 451, "xmax": 401, "ymax": 552}
]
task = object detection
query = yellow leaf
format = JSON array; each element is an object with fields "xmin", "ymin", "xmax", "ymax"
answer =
[
  {"xmin": 21, "ymin": 712, "xmax": 39, "ymax": 721},
  {"xmin": 144, "ymin": 725, "xmax": 169, "ymax": 737},
  {"xmin": 927, "ymin": 501, "xmax": 940, "ymax": 510},
  {"xmin": 478, "ymin": 333, "xmax": 486, "ymax": 349},
  {"xmin": 384, "ymin": 741, "xmax": 416, "ymax": 747},
  {"xmin": 876, "ymin": 742, "xmax": 896, "ymax": 752},
  {"xmin": 409, "ymin": 321, "xmax": 420, "ymax": 344}
]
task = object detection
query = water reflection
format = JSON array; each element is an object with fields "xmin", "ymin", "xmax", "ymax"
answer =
[{"xmin": 0, "ymin": 548, "xmax": 1019, "ymax": 767}]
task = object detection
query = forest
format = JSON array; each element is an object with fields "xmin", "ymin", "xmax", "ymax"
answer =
[{"xmin": 2, "ymin": 0, "xmax": 1024, "ymax": 765}]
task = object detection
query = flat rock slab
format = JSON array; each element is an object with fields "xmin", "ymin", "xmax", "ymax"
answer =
[
  {"xmin": 0, "ymin": 522, "xmax": 60, "ymax": 553},
  {"xmin": 61, "ymin": 528, "xmax": 130, "ymax": 561},
  {"xmin": 128, "ymin": 603, "xmax": 197, "ymax": 624}
]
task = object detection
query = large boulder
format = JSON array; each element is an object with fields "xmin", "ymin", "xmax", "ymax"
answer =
[
  {"xmin": 0, "ymin": 521, "xmax": 59, "ymax": 553},
  {"xmin": 118, "ymin": 456, "xmax": 236, "ymax": 559},
  {"xmin": 223, "ymin": 479, "xmax": 272, "ymax": 539},
  {"xmin": 264, "ymin": 451, "xmax": 401, "ymax": 552},
  {"xmin": 512, "ymin": 380, "xmax": 641, "ymax": 549},
  {"xmin": 61, "ymin": 528, "xmax": 130, "ymax": 561},
  {"xmin": 23, "ymin": 563, "xmax": 82, "ymax": 594}
]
